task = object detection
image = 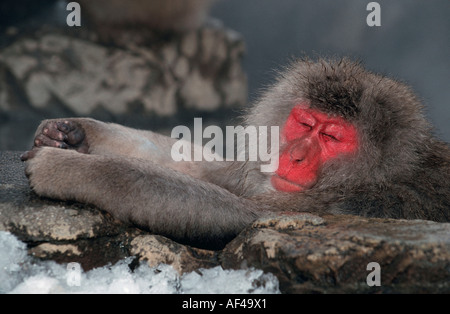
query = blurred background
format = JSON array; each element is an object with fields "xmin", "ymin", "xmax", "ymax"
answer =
[
  {"xmin": 211, "ymin": 0, "xmax": 450, "ymax": 141},
  {"xmin": 0, "ymin": 0, "xmax": 449, "ymax": 151}
]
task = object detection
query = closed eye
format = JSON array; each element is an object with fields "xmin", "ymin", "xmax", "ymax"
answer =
[
  {"xmin": 321, "ymin": 133, "xmax": 339, "ymax": 142},
  {"xmin": 299, "ymin": 122, "xmax": 312, "ymax": 130}
]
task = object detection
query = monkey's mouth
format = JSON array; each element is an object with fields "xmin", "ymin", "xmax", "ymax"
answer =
[{"xmin": 271, "ymin": 175, "xmax": 305, "ymax": 192}]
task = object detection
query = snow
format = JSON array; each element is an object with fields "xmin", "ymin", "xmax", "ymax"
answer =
[{"xmin": 0, "ymin": 231, "xmax": 280, "ymax": 294}]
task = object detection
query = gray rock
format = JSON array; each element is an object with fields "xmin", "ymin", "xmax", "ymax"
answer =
[
  {"xmin": 0, "ymin": 21, "xmax": 247, "ymax": 150},
  {"xmin": 130, "ymin": 235, "xmax": 218, "ymax": 273},
  {"xmin": 221, "ymin": 213, "xmax": 450, "ymax": 293},
  {"xmin": 0, "ymin": 23, "xmax": 246, "ymax": 115}
]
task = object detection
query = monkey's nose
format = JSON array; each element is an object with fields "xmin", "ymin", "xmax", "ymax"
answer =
[{"xmin": 289, "ymin": 144, "xmax": 306, "ymax": 164}]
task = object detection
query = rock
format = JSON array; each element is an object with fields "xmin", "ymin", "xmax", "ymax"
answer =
[
  {"xmin": 221, "ymin": 213, "xmax": 450, "ymax": 293},
  {"xmin": 1, "ymin": 151, "xmax": 448, "ymax": 293},
  {"xmin": 0, "ymin": 22, "xmax": 247, "ymax": 115},
  {"xmin": 180, "ymin": 70, "xmax": 221, "ymax": 111},
  {"xmin": 77, "ymin": 0, "xmax": 214, "ymax": 33},
  {"xmin": 181, "ymin": 32, "xmax": 199, "ymax": 58},
  {"xmin": 130, "ymin": 235, "xmax": 218, "ymax": 273},
  {"xmin": 0, "ymin": 19, "xmax": 247, "ymax": 150}
]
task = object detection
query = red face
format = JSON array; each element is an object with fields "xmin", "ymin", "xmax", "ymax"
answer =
[{"xmin": 271, "ymin": 103, "xmax": 358, "ymax": 192}]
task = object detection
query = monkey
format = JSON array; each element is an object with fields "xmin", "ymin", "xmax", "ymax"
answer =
[
  {"xmin": 77, "ymin": 0, "xmax": 214, "ymax": 33},
  {"xmin": 21, "ymin": 58, "xmax": 450, "ymax": 249}
]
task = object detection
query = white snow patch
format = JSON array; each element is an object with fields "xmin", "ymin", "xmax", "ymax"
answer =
[{"xmin": 0, "ymin": 231, "xmax": 280, "ymax": 294}]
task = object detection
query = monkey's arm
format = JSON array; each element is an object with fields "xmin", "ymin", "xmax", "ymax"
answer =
[{"xmin": 25, "ymin": 147, "xmax": 263, "ymax": 248}]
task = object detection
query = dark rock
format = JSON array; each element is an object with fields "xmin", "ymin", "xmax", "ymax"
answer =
[{"xmin": 221, "ymin": 213, "xmax": 450, "ymax": 293}]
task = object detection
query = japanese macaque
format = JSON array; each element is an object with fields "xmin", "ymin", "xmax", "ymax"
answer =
[{"xmin": 21, "ymin": 58, "xmax": 450, "ymax": 249}]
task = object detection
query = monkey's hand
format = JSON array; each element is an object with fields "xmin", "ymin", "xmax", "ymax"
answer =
[
  {"xmin": 23, "ymin": 147, "xmax": 78, "ymax": 200},
  {"xmin": 21, "ymin": 119, "xmax": 89, "ymax": 161}
]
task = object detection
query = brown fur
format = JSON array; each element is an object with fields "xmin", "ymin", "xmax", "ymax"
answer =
[{"xmin": 22, "ymin": 58, "xmax": 450, "ymax": 249}]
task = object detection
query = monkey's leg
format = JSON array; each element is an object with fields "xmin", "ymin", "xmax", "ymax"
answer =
[
  {"xmin": 25, "ymin": 118, "xmax": 175, "ymax": 158},
  {"xmin": 22, "ymin": 118, "xmax": 212, "ymax": 177},
  {"xmin": 24, "ymin": 147, "xmax": 263, "ymax": 248}
]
